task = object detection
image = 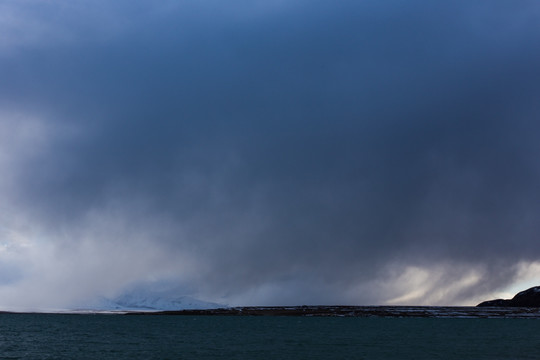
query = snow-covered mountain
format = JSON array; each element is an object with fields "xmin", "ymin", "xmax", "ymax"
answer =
[
  {"xmin": 106, "ymin": 294, "xmax": 223, "ymax": 311},
  {"xmin": 78, "ymin": 291, "xmax": 225, "ymax": 311}
]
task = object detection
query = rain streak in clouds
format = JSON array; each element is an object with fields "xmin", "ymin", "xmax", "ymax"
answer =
[{"xmin": 0, "ymin": 0, "xmax": 540, "ymax": 309}]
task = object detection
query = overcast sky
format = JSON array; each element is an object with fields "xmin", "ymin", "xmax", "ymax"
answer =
[{"xmin": 0, "ymin": 0, "xmax": 540, "ymax": 309}]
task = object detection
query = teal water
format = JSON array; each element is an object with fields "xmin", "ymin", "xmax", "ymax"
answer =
[{"xmin": 1, "ymin": 314, "xmax": 539, "ymax": 359}]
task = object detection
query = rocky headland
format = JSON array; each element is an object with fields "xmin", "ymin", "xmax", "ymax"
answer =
[{"xmin": 477, "ymin": 286, "xmax": 540, "ymax": 307}]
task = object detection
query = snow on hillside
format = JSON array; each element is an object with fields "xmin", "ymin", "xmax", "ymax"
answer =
[{"xmin": 78, "ymin": 291, "xmax": 225, "ymax": 311}]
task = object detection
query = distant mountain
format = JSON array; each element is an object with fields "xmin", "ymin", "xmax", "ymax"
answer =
[
  {"xmin": 477, "ymin": 286, "xmax": 540, "ymax": 307},
  {"xmin": 78, "ymin": 291, "xmax": 225, "ymax": 311}
]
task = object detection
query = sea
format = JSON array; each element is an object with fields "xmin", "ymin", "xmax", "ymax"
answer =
[{"xmin": 1, "ymin": 312, "xmax": 540, "ymax": 359}]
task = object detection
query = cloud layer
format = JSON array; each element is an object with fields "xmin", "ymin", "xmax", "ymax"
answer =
[{"xmin": 1, "ymin": 0, "xmax": 540, "ymax": 308}]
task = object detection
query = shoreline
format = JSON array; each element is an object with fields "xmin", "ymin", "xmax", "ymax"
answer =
[
  {"xmin": 127, "ymin": 305, "xmax": 540, "ymax": 318},
  {"xmin": 2, "ymin": 305, "xmax": 540, "ymax": 318}
]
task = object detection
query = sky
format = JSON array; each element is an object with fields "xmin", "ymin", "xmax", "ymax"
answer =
[{"xmin": 0, "ymin": 0, "xmax": 540, "ymax": 310}]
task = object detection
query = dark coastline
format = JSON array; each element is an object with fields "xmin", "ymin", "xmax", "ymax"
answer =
[
  {"xmin": 124, "ymin": 306, "xmax": 540, "ymax": 318},
  {"xmin": 3, "ymin": 305, "xmax": 540, "ymax": 319}
]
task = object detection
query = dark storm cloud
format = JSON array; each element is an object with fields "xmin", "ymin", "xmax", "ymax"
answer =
[{"xmin": 1, "ymin": 0, "xmax": 540, "ymax": 306}]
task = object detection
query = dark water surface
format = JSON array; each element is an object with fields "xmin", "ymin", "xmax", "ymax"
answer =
[{"xmin": 1, "ymin": 314, "xmax": 539, "ymax": 359}]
